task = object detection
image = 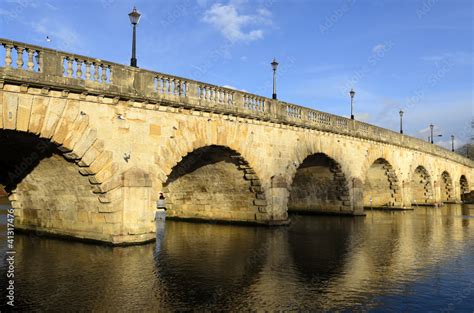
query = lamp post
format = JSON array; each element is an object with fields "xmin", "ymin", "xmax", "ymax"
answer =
[
  {"xmin": 430, "ymin": 124, "xmax": 434, "ymax": 144},
  {"xmin": 399, "ymin": 110, "xmax": 404, "ymax": 134},
  {"xmin": 129, "ymin": 6, "xmax": 141, "ymax": 67},
  {"xmin": 349, "ymin": 89, "xmax": 355, "ymax": 120},
  {"xmin": 271, "ymin": 58, "xmax": 279, "ymax": 100},
  {"xmin": 451, "ymin": 135, "xmax": 455, "ymax": 152}
]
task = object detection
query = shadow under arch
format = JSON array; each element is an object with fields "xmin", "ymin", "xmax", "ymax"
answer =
[
  {"xmin": 163, "ymin": 145, "xmax": 267, "ymax": 223},
  {"xmin": 363, "ymin": 158, "xmax": 401, "ymax": 208},
  {"xmin": 460, "ymin": 175, "xmax": 469, "ymax": 202},
  {"xmin": 411, "ymin": 165, "xmax": 434, "ymax": 205},
  {"xmin": 440, "ymin": 171, "xmax": 454, "ymax": 203},
  {"xmin": 0, "ymin": 130, "xmax": 105, "ymax": 233},
  {"xmin": 288, "ymin": 152, "xmax": 352, "ymax": 214}
]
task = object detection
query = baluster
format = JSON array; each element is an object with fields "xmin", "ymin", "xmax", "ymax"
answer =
[
  {"xmin": 4, "ymin": 44, "xmax": 13, "ymax": 68},
  {"xmin": 35, "ymin": 51, "xmax": 42, "ymax": 72},
  {"xmin": 67, "ymin": 57, "xmax": 74, "ymax": 78},
  {"xmin": 176, "ymin": 80, "xmax": 182, "ymax": 96},
  {"xmin": 101, "ymin": 64, "xmax": 107, "ymax": 83},
  {"xmin": 16, "ymin": 46, "xmax": 24, "ymax": 69},
  {"xmin": 85, "ymin": 61, "xmax": 91, "ymax": 80},
  {"xmin": 200, "ymin": 86, "xmax": 205, "ymax": 99},
  {"xmin": 166, "ymin": 78, "xmax": 171, "ymax": 95},
  {"xmin": 108, "ymin": 65, "xmax": 113, "ymax": 84},
  {"xmin": 26, "ymin": 48, "xmax": 34, "ymax": 71},
  {"xmin": 209, "ymin": 87, "xmax": 213, "ymax": 101},
  {"xmin": 158, "ymin": 77, "xmax": 164, "ymax": 94},
  {"xmin": 76, "ymin": 59, "xmax": 83, "ymax": 79},
  {"xmin": 93, "ymin": 63, "xmax": 99, "ymax": 81}
]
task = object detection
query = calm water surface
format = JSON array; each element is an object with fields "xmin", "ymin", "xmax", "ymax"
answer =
[{"xmin": 1, "ymin": 198, "xmax": 474, "ymax": 311}]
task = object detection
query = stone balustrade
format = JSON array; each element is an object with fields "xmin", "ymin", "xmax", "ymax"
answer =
[{"xmin": 0, "ymin": 37, "xmax": 472, "ymax": 167}]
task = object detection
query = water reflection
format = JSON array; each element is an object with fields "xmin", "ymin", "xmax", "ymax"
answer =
[{"xmin": 1, "ymin": 202, "xmax": 474, "ymax": 311}]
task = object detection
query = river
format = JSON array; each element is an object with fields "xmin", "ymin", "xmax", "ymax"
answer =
[{"xmin": 1, "ymin": 198, "xmax": 474, "ymax": 311}]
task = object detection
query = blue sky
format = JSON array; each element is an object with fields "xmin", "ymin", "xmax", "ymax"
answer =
[{"xmin": 1, "ymin": 0, "xmax": 472, "ymax": 149}]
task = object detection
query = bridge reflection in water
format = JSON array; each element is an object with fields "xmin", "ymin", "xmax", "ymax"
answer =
[{"xmin": 1, "ymin": 201, "xmax": 474, "ymax": 311}]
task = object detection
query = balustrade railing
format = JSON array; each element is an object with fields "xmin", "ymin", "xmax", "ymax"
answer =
[
  {"xmin": 286, "ymin": 104, "xmax": 302, "ymax": 119},
  {"xmin": 61, "ymin": 55, "xmax": 112, "ymax": 83},
  {"xmin": 1, "ymin": 42, "xmax": 42, "ymax": 72},
  {"xmin": 198, "ymin": 84, "xmax": 234, "ymax": 105},
  {"xmin": 243, "ymin": 94, "xmax": 265, "ymax": 112},
  {"xmin": 155, "ymin": 76, "xmax": 187, "ymax": 97},
  {"xmin": 0, "ymin": 37, "xmax": 471, "ymax": 167}
]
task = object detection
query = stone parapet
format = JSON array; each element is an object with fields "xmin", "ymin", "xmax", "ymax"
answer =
[{"xmin": 0, "ymin": 37, "xmax": 471, "ymax": 168}]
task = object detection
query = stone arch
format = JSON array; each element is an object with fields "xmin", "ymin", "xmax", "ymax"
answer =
[
  {"xmin": 287, "ymin": 152, "xmax": 353, "ymax": 214},
  {"xmin": 152, "ymin": 117, "xmax": 267, "ymax": 192},
  {"xmin": 460, "ymin": 175, "xmax": 469, "ymax": 201},
  {"xmin": 0, "ymin": 91, "xmax": 122, "ymax": 241},
  {"xmin": 440, "ymin": 171, "xmax": 454, "ymax": 202},
  {"xmin": 411, "ymin": 165, "xmax": 434, "ymax": 205},
  {"xmin": 363, "ymin": 158, "xmax": 401, "ymax": 208},
  {"xmin": 162, "ymin": 145, "xmax": 267, "ymax": 222}
]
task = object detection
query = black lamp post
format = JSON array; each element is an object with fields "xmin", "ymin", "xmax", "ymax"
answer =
[
  {"xmin": 430, "ymin": 124, "xmax": 434, "ymax": 144},
  {"xmin": 349, "ymin": 89, "xmax": 355, "ymax": 120},
  {"xmin": 451, "ymin": 135, "xmax": 455, "ymax": 152},
  {"xmin": 399, "ymin": 110, "xmax": 404, "ymax": 134},
  {"xmin": 271, "ymin": 58, "xmax": 279, "ymax": 100},
  {"xmin": 129, "ymin": 6, "xmax": 141, "ymax": 67}
]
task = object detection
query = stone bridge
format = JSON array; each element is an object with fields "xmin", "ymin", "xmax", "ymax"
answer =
[{"xmin": 0, "ymin": 38, "xmax": 472, "ymax": 244}]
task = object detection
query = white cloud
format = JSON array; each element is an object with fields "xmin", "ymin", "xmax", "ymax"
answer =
[
  {"xmin": 372, "ymin": 43, "xmax": 386, "ymax": 53},
  {"xmin": 257, "ymin": 8, "xmax": 271, "ymax": 17},
  {"xmin": 202, "ymin": 3, "xmax": 271, "ymax": 42}
]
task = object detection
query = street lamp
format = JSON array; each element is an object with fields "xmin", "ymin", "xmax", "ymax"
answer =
[
  {"xmin": 349, "ymin": 89, "xmax": 355, "ymax": 120},
  {"xmin": 271, "ymin": 58, "xmax": 279, "ymax": 100},
  {"xmin": 399, "ymin": 110, "xmax": 404, "ymax": 134},
  {"xmin": 451, "ymin": 135, "xmax": 455, "ymax": 152},
  {"xmin": 430, "ymin": 124, "xmax": 434, "ymax": 144},
  {"xmin": 129, "ymin": 6, "xmax": 141, "ymax": 67}
]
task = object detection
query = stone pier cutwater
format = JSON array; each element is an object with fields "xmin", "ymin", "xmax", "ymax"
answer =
[{"xmin": 0, "ymin": 38, "xmax": 472, "ymax": 244}]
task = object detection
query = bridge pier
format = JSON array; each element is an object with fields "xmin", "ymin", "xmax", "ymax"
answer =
[{"xmin": 11, "ymin": 161, "xmax": 156, "ymax": 245}]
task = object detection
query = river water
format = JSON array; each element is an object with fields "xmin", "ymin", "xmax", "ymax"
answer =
[{"xmin": 1, "ymin": 198, "xmax": 474, "ymax": 311}]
